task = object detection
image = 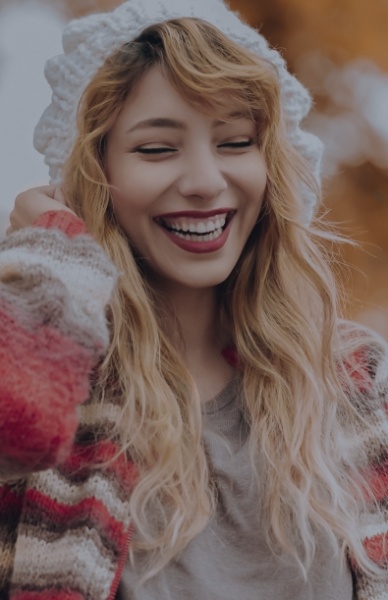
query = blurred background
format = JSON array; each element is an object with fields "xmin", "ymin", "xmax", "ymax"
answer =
[{"xmin": 0, "ymin": 0, "xmax": 387, "ymax": 336}]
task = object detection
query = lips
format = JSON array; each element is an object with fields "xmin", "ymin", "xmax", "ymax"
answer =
[
  {"xmin": 154, "ymin": 209, "xmax": 236, "ymax": 254},
  {"xmin": 154, "ymin": 209, "xmax": 235, "ymax": 236}
]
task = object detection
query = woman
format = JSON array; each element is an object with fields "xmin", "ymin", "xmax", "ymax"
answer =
[{"xmin": 0, "ymin": 1, "xmax": 387, "ymax": 598}]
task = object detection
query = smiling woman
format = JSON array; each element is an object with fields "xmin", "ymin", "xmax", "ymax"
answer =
[
  {"xmin": 0, "ymin": 2, "xmax": 388, "ymax": 600},
  {"xmin": 104, "ymin": 66, "xmax": 267, "ymax": 287}
]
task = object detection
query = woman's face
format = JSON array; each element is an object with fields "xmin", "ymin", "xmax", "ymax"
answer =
[{"xmin": 105, "ymin": 66, "xmax": 267, "ymax": 291}]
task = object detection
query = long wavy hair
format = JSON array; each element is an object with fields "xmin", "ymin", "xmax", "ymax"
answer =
[{"xmin": 63, "ymin": 17, "xmax": 379, "ymax": 580}]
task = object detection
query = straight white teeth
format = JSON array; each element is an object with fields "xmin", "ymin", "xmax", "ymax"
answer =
[
  {"xmin": 172, "ymin": 227, "xmax": 223, "ymax": 242},
  {"xmin": 163, "ymin": 215, "xmax": 227, "ymax": 234}
]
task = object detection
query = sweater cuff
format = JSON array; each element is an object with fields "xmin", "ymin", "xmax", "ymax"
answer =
[{"xmin": 33, "ymin": 211, "xmax": 87, "ymax": 238}]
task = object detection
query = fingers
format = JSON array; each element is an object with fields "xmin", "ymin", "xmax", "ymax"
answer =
[
  {"xmin": 33, "ymin": 185, "xmax": 57, "ymax": 196},
  {"xmin": 7, "ymin": 185, "xmax": 76, "ymax": 234}
]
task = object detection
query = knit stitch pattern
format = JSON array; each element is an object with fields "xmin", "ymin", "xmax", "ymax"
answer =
[
  {"xmin": 33, "ymin": 0, "xmax": 323, "ymax": 222},
  {"xmin": 0, "ymin": 214, "xmax": 116, "ymax": 478}
]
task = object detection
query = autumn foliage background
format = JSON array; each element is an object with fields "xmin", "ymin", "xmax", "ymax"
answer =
[{"xmin": 0, "ymin": 0, "xmax": 387, "ymax": 336}]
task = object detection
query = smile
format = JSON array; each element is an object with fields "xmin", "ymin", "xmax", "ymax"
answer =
[
  {"xmin": 155, "ymin": 210, "xmax": 234, "ymax": 237},
  {"xmin": 154, "ymin": 210, "xmax": 236, "ymax": 253}
]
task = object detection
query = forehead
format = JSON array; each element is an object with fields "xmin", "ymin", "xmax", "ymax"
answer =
[{"xmin": 116, "ymin": 65, "xmax": 252, "ymax": 126}]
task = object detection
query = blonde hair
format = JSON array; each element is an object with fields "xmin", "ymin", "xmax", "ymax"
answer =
[{"xmin": 64, "ymin": 18, "xmax": 378, "ymax": 580}]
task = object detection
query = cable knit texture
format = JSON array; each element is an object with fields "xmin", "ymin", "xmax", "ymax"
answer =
[
  {"xmin": 0, "ymin": 214, "xmax": 387, "ymax": 598},
  {"xmin": 33, "ymin": 0, "xmax": 323, "ymax": 223}
]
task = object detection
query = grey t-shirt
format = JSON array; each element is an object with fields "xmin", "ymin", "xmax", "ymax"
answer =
[{"xmin": 117, "ymin": 377, "xmax": 354, "ymax": 600}]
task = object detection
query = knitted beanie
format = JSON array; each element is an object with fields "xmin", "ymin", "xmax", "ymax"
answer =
[{"xmin": 33, "ymin": 0, "xmax": 323, "ymax": 221}]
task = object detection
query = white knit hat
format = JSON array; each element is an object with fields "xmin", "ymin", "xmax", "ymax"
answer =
[{"xmin": 34, "ymin": 0, "xmax": 323, "ymax": 221}]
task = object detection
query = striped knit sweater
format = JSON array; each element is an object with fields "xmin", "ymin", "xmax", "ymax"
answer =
[{"xmin": 0, "ymin": 211, "xmax": 387, "ymax": 599}]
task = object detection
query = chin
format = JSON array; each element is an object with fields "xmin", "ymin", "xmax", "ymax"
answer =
[{"xmin": 174, "ymin": 270, "xmax": 233, "ymax": 289}]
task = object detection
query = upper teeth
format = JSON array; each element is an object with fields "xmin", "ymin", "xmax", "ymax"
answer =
[{"xmin": 162, "ymin": 215, "xmax": 227, "ymax": 233}]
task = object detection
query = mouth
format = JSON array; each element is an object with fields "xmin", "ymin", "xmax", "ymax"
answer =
[{"xmin": 154, "ymin": 210, "xmax": 236, "ymax": 243}]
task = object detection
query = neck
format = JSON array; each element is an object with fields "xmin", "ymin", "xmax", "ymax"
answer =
[
  {"xmin": 149, "ymin": 280, "xmax": 236, "ymax": 402},
  {"xmin": 159, "ymin": 282, "xmax": 222, "ymax": 353}
]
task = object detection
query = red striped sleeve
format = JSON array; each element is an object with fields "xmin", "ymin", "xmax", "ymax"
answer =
[
  {"xmin": 33, "ymin": 211, "xmax": 87, "ymax": 238},
  {"xmin": 23, "ymin": 488, "xmax": 128, "ymax": 549},
  {"xmin": 0, "ymin": 301, "xmax": 93, "ymax": 473},
  {"xmin": 62, "ymin": 441, "xmax": 138, "ymax": 490}
]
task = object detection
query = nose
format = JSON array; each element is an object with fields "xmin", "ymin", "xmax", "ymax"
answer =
[{"xmin": 177, "ymin": 147, "xmax": 228, "ymax": 201}]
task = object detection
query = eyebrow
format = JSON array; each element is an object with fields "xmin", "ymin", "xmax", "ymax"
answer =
[
  {"xmin": 127, "ymin": 118, "xmax": 185, "ymax": 134},
  {"xmin": 126, "ymin": 112, "xmax": 250, "ymax": 134}
]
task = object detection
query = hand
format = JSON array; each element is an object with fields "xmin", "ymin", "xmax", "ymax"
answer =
[{"xmin": 7, "ymin": 185, "xmax": 76, "ymax": 235}]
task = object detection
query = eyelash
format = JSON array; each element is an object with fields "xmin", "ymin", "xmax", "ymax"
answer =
[
  {"xmin": 221, "ymin": 140, "xmax": 255, "ymax": 149},
  {"xmin": 135, "ymin": 147, "xmax": 177, "ymax": 155},
  {"xmin": 134, "ymin": 139, "xmax": 255, "ymax": 154}
]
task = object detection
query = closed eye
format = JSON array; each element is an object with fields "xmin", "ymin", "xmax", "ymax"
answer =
[
  {"xmin": 134, "ymin": 147, "xmax": 178, "ymax": 155},
  {"xmin": 218, "ymin": 139, "xmax": 255, "ymax": 149},
  {"xmin": 133, "ymin": 138, "xmax": 256, "ymax": 154}
]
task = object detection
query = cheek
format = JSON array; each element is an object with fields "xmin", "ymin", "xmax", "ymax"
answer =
[
  {"xmin": 240, "ymin": 159, "xmax": 267, "ymax": 211},
  {"xmin": 111, "ymin": 190, "xmax": 146, "ymax": 218},
  {"xmin": 109, "ymin": 162, "xmax": 177, "ymax": 214},
  {"xmin": 250, "ymin": 155, "xmax": 267, "ymax": 190},
  {"xmin": 238, "ymin": 161, "xmax": 267, "ymax": 233},
  {"xmin": 233, "ymin": 151, "xmax": 266, "ymax": 189},
  {"xmin": 110, "ymin": 197, "xmax": 146, "ymax": 251}
]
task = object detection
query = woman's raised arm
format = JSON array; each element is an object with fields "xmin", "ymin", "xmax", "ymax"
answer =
[{"xmin": 0, "ymin": 189, "xmax": 117, "ymax": 480}]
